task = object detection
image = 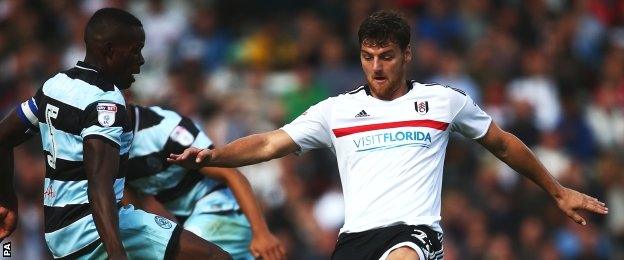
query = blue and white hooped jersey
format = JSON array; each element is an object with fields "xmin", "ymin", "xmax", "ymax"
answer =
[
  {"xmin": 127, "ymin": 105, "xmax": 239, "ymax": 217},
  {"xmin": 16, "ymin": 61, "xmax": 133, "ymax": 258},
  {"xmin": 282, "ymin": 80, "xmax": 492, "ymax": 234}
]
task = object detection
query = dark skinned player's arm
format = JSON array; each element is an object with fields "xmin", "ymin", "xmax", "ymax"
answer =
[
  {"xmin": 198, "ymin": 167, "xmax": 271, "ymax": 236},
  {"xmin": 83, "ymin": 138, "xmax": 126, "ymax": 258},
  {"xmin": 198, "ymin": 167, "xmax": 286, "ymax": 259},
  {"xmin": 0, "ymin": 110, "xmax": 34, "ymax": 241},
  {"xmin": 122, "ymin": 187, "xmax": 178, "ymax": 223}
]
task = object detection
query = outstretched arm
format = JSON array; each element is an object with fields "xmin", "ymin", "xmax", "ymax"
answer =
[
  {"xmin": 168, "ymin": 129, "xmax": 299, "ymax": 169},
  {"xmin": 199, "ymin": 167, "xmax": 285, "ymax": 260},
  {"xmin": 477, "ymin": 122, "xmax": 608, "ymax": 225},
  {"xmin": 84, "ymin": 138, "xmax": 127, "ymax": 259},
  {"xmin": 0, "ymin": 110, "xmax": 34, "ymax": 241}
]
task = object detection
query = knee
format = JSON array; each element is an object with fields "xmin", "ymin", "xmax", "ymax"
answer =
[{"xmin": 387, "ymin": 246, "xmax": 420, "ymax": 260}]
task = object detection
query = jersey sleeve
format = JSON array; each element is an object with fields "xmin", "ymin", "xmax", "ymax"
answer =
[
  {"xmin": 80, "ymin": 101, "xmax": 131, "ymax": 148},
  {"xmin": 16, "ymin": 88, "xmax": 43, "ymax": 132},
  {"xmin": 165, "ymin": 115, "xmax": 214, "ymax": 155},
  {"xmin": 190, "ymin": 130, "xmax": 214, "ymax": 150},
  {"xmin": 449, "ymin": 89, "xmax": 492, "ymax": 139},
  {"xmin": 280, "ymin": 99, "xmax": 333, "ymax": 153}
]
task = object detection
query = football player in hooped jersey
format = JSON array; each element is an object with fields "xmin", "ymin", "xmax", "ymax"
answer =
[
  {"xmin": 122, "ymin": 104, "xmax": 285, "ymax": 260},
  {"xmin": 0, "ymin": 8, "xmax": 229, "ymax": 260},
  {"xmin": 169, "ymin": 10, "xmax": 609, "ymax": 260}
]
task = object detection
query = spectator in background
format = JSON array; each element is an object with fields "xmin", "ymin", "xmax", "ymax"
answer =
[
  {"xmin": 317, "ymin": 35, "xmax": 363, "ymax": 96},
  {"xmin": 508, "ymin": 49, "xmax": 561, "ymax": 132},
  {"xmin": 507, "ymin": 100, "xmax": 540, "ymax": 147},
  {"xmin": 130, "ymin": 0, "xmax": 187, "ymax": 101},
  {"xmin": 55, "ymin": 1, "xmax": 90, "ymax": 69},
  {"xmin": 294, "ymin": 10, "xmax": 327, "ymax": 65},
  {"xmin": 416, "ymin": 1, "xmax": 464, "ymax": 51},
  {"xmin": 211, "ymin": 68, "xmax": 287, "ymax": 210},
  {"xmin": 280, "ymin": 63, "xmax": 329, "ymax": 123},
  {"xmin": 586, "ymin": 49, "xmax": 624, "ymax": 150},
  {"xmin": 533, "ymin": 132, "xmax": 572, "ymax": 180},
  {"xmin": 458, "ymin": 0, "xmax": 489, "ymax": 47},
  {"xmin": 571, "ymin": 0, "xmax": 607, "ymax": 68},
  {"xmin": 429, "ymin": 51, "xmax": 481, "ymax": 104},
  {"xmin": 173, "ymin": 6, "xmax": 232, "ymax": 74},
  {"xmin": 557, "ymin": 93, "xmax": 596, "ymax": 161},
  {"xmin": 518, "ymin": 216, "xmax": 546, "ymax": 259},
  {"xmin": 409, "ymin": 39, "xmax": 440, "ymax": 81},
  {"xmin": 596, "ymin": 152, "xmax": 624, "ymax": 248}
]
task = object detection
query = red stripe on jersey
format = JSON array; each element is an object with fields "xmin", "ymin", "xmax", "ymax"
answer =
[{"xmin": 332, "ymin": 120, "xmax": 449, "ymax": 137}]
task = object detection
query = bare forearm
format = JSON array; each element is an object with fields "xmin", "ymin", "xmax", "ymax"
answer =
[
  {"xmin": 84, "ymin": 139, "xmax": 125, "ymax": 258},
  {"xmin": 89, "ymin": 184, "xmax": 125, "ymax": 255},
  {"xmin": 0, "ymin": 148, "xmax": 14, "ymax": 197},
  {"xmin": 489, "ymin": 133, "xmax": 563, "ymax": 197},
  {"xmin": 0, "ymin": 110, "xmax": 32, "ymax": 197},
  {"xmin": 221, "ymin": 170, "xmax": 270, "ymax": 234},
  {"xmin": 211, "ymin": 132, "xmax": 292, "ymax": 168}
]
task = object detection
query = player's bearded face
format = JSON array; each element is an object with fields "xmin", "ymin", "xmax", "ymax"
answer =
[{"xmin": 360, "ymin": 41, "xmax": 411, "ymax": 98}]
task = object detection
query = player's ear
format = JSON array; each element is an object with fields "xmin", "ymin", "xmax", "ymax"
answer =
[
  {"xmin": 404, "ymin": 44, "xmax": 412, "ymax": 63},
  {"xmin": 101, "ymin": 40, "xmax": 116, "ymax": 62}
]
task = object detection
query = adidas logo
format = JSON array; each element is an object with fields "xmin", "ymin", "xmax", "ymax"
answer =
[{"xmin": 355, "ymin": 110, "xmax": 369, "ymax": 118}]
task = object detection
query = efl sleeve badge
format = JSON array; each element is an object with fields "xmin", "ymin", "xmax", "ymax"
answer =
[{"xmin": 96, "ymin": 103, "xmax": 118, "ymax": 127}]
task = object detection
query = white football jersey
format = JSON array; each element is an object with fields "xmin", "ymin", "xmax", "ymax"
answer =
[{"xmin": 281, "ymin": 81, "xmax": 492, "ymax": 234}]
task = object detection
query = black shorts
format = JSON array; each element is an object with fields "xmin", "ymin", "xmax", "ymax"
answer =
[{"xmin": 331, "ymin": 224, "xmax": 443, "ymax": 260}]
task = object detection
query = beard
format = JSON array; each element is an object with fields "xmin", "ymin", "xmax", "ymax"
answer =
[
  {"xmin": 115, "ymin": 74, "xmax": 135, "ymax": 90},
  {"xmin": 367, "ymin": 74, "xmax": 404, "ymax": 99}
]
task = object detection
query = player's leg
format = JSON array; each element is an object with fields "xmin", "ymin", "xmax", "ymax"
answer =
[
  {"xmin": 385, "ymin": 246, "xmax": 421, "ymax": 260},
  {"xmin": 184, "ymin": 210, "xmax": 253, "ymax": 259},
  {"xmin": 117, "ymin": 204, "xmax": 231, "ymax": 259},
  {"xmin": 184, "ymin": 190, "xmax": 254, "ymax": 259},
  {"xmin": 56, "ymin": 205, "xmax": 231, "ymax": 259},
  {"xmin": 379, "ymin": 225, "xmax": 443, "ymax": 260},
  {"xmin": 170, "ymin": 229, "xmax": 232, "ymax": 260},
  {"xmin": 331, "ymin": 224, "xmax": 442, "ymax": 260}
]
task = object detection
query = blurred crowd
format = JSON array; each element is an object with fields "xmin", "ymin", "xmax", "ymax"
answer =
[{"xmin": 2, "ymin": 0, "xmax": 624, "ymax": 259}]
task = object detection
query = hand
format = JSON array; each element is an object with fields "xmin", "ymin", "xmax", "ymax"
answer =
[
  {"xmin": 554, "ymin": 187, "xmax": 608, "ymax": 226},
  {"xmin": 167, "ymin": 147, "xmax": 213, "ymax": 169},
  {"xmin": 0, "ymin": 193, "xmax": 18, "ymax": 242},
  {"xmin": 250, "ymin": 230, "xmax": 286, "ymax": 260}
]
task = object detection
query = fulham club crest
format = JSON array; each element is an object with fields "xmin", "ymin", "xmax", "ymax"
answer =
[{"xmin": 415, "ymin": 101, "xmax": 429, "ymax": 115}]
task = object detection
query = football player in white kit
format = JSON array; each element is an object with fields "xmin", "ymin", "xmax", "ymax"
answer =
[{"xmin": 168, "ymin": 10, "xmax": 609, "ymax": 260}]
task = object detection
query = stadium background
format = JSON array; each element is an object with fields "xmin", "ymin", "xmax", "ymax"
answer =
[{"xmin": 1, "ymin": 0, "xmax": 624, "ymax": 259}]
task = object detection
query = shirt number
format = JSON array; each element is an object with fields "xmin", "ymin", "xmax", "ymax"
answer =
[{"xmin": 45, "ymin": 104, "xmax": 59, "ymax": 169}]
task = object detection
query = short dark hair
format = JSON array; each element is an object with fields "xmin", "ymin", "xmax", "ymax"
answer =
[
  {"xmin": 85, "ymin": 8, "xmax": 142, "ymax": 44},
  {"xmin": 358, "ymin": 10, "xmax": 410, "ymax": 50}
]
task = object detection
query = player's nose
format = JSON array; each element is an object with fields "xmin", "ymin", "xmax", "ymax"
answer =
[
  {"xmin": 138, "ymin": 53, "xmax": 145, "ymax": 67},
  {"xmin": 373, "ymin": 57, "xmax": 383, "ymax": 71}
]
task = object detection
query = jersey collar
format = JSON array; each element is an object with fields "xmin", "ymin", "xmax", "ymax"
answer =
[{"xmin": 75, "ymin": 61, "xmax": 100, "ymax": 73}]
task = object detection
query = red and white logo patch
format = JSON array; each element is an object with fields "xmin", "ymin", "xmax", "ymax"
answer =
[
  {"xmin": 97, "ymin": 103, "xmax": 117, "ymax": 127},
  {"xmin": 170, "ymin": 126, "xmax": 194, "ymax": 146}
]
